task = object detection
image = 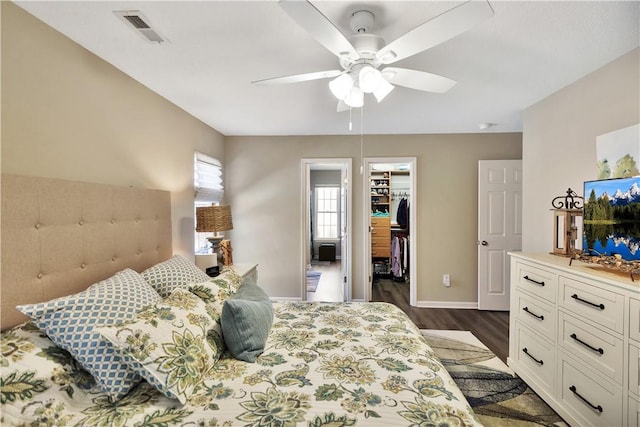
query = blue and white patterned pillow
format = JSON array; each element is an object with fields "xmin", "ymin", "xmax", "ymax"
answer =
[
  {"xmin": 141, "ymin": 255, "xmax": 210, "ymax": 298},
  {"xmin": 16, "ymin": 268, "xmax": 161, "ymax": 401},
  {"xmin": 97, "ymin": 288, "xmax": 224, "ymax": 404}
]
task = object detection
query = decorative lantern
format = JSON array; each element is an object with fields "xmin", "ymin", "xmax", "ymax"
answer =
[{"xmin": 550, "ymin": 188, "xmax": 583, "ymax": 257}]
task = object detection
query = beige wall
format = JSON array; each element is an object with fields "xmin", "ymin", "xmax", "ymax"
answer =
[
  {"xmin": 225, "ymin": 133, "xmax": 522, "ymax": 303},
  {"xmin": 522, "ymin": 48, "xmax": 639, "ymax": 253},
  {"xmin": 6, "ymin": 0, "xmax": 635, "ymax": 305},
  {"xmin": 1, "ymin": 2, "xmax": 225, "ymax": 257}
]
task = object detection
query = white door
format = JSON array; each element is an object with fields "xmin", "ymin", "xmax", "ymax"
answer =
[
  {"xmin": 477, "ymin": 160, "xmax": 522, "ymax": 310},
  {"xmin": 340, "ymin": 166, "xmax": 349, "ymax": 301}
]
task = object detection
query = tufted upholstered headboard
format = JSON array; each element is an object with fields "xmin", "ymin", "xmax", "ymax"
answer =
[{"xmin": 1, "ymin": 174, "xmax": 173, "ymax": 330}]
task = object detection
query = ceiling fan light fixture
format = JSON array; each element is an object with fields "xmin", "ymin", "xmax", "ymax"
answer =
[
  {"xmin": 373, "ymin": 79, "xmax": 394, "ymax": 102},
  {"xmin": 380, "ymin": 51, "xmax": 397, "ymax": 64},
  {"xmin": 265, "ymin": 0, "xmax": 494, "ymax": 113},
  {"xmin": 344, "ymin": 86, "xmax": 364, "ymax": 108},
  {"xmin": 381, "ymin": 69, "xmax": 397, "ymax": 81},
  {"xmin": 358, "ymin": 65, "xmax": 383, "ymax": 93},
  {"xmin": 329, "ymin": 74, "xmax": 353, "ymax": 100}
]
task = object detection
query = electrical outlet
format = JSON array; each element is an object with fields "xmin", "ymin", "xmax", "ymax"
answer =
[{"xmin": 443, "ymin": 274, "xmax": 451, "ymax": 287}]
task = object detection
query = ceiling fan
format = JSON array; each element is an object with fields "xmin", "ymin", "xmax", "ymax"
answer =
[{"xmin": 253, "ymin": 0, "xmax": 494, "ymax": 111}]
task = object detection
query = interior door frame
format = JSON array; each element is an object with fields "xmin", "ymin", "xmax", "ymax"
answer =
[
  {"xmin": 363, "ymin": 157, "xmax": 417, "ymax": 305},
  {"xmin": 301, "ymin": 158, "xmax": 352, "ymax": 302}
]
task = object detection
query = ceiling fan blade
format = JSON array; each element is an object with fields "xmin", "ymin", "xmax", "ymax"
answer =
[
  {"xmin": 279, "ymin": 0, "xmax": 359, "ymax": 61},
  {"xmin": 376, "ymin": 0, "xmax": 494, "ymax": 65},
  {"xmin": 383, "ymin": 67, "xmax": 456, "ymax": 93},
  {"xmin": 253, "ymin": 69, "xmax": 342, "ymax": 85}
]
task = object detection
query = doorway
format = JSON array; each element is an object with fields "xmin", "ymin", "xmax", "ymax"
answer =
[
  {"xmin": 364, "ymin": 158, "xmax": 417, "ymax": 305},
  {"xmin": 302, "ymin": 159, "xmax": 352, "ymax": 302}
]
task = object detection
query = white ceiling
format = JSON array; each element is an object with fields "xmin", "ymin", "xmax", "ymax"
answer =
[{"xmin": 14, "ymin": 1, "xmax": 639, "ymax": 136}]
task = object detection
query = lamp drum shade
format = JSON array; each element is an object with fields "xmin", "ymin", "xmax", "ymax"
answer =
[{"xmin": 196, "ymin": 205, "xmax": 233, "ymax": 232}]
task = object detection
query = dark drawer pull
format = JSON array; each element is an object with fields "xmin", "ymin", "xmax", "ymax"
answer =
[
  {"xmin": 570, "ymin": 333, "xmax": 604, "ymax": 355},
  {"xmin": 523, "ymin": 306, "xmax": 544, "ymax": 320},
  {"xmin": 569, "ymin": 385, "xmax": 603, "ymax": 413},
  {"xmin": 571, "ymin": 294, "xmax": 605, "ymax": 310},
  {"xmin": 523, "ymin": 275, "xmax": 545, "ymax": 286},
  {"xmin": 522, "ymin": 347, "xmax": 543, "ymax": 365}
]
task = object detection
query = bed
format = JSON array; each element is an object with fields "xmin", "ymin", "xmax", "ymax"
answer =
[{"xmin": 0, "ymin": 174, "xmax": 481, "ymax": 426}]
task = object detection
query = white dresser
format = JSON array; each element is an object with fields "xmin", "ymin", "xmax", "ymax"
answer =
[{"xmin": 509, "ymin": 252, "xmax": 640, "ymax": 427}]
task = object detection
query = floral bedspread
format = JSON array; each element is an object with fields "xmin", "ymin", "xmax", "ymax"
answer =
[{"xmin": 1, "ymin": 302, "xmax": 481, "ymax": 426}]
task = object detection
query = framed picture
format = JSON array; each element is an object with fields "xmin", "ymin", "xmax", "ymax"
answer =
[{"xmin": 596, "ymin": 123, "xmax": 640, "ymax": 179}]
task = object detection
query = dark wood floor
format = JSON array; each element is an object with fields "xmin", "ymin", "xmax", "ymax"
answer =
[{"xmin": 372, "ymin": 278, "xmax": 510, "ymax": 364}]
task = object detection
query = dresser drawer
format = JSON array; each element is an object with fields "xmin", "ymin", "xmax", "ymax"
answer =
[
  {"xmin": 631, "ymin": 342, "xmax": 640, "ymax": 397},
  {"xmin": 371, "ymin": 228, "xmax": 389, "ymax": 238},
  {"xmin": 515, "ymin": 261, "xmax": 557, "ymax": 303},
  {"xmin": 514, "ymin": 323, "xmax": 555, "ymax": 392},
  {"xmin": 371, "ymin": 217, "xmax": 390, "ymax": 227},
  {"xmin": 515, "ymin": 292, "xmax": 556, "ymax": 340},
  {"xmin": 371, "ymin": 247, "xmax": 390, "ymax": 258},
  {"xmin": 558, "ymin": 312, "xmax": 624, "ymax": 384},
  {"xmin": 371, "ymin": 236, "xmax": 389, "ymax": 247},
  {"xmin": 558, "ymin": 354, "xmax": 623, "ymax": 427},
  {"xmin": 559, "ymin": 275, "xmax": 625, "ymax": 334},
  {"xmin": 631, "ymin": 298, "xmax": 640, "ymax": 343}
]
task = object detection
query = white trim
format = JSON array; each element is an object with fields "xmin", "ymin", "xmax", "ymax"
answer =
[
  {"xmin": 363, "ymin": 157, "xmax": 417, "ymax": 305},
  {"xmin": 270, "ymin": 297, "xmax": 303, "ymax": 302},
  {"xmin": 301, "ymin": 158, "xmax": 353, "ymax": 303},
  {"xmin": 415, "ymin": 300, "xmax": 479, "ymax": 309}
]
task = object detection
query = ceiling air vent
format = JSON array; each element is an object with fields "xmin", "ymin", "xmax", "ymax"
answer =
[{"xmin": 114, "ymin": 10, "xmax": 167, "ymax": 44}]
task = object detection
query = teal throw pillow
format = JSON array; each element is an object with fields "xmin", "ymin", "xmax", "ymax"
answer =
[{"xmin": 221, "ymin": 283, "xmax": 273, "ymax": 362}]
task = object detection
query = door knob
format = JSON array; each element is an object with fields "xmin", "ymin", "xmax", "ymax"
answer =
[{"xmin": 480, "ymin": 240, "xmax": 488, "ymax": 246}]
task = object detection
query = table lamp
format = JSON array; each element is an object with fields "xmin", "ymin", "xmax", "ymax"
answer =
[{"xmin": 196, "ymin": 205, "xmax": 233, "ymax": 274}]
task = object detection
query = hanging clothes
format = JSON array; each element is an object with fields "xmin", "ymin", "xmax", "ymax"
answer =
[
  {"xmin": 391, "ymin": 233, "xmax": 409, "ymax": 282},
  {"xmin": 397, "ymin": 198, "xmax": 409, "ymax": 229},
  {"xmin": 391, "ymin": 236, "xmax": 402, "ymax": 278},
  {"xmin": 403, "ymin": 236, "xmax": 408, "ymax": 273}
]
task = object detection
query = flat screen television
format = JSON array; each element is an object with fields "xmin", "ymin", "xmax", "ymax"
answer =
[{"xmin": 583, "ymin": 176, "xmax": 640, "ymax": 261}]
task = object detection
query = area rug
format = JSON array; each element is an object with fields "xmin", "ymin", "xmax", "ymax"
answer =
[
  {"xmin": 306, "ymin": 270, "xmax": 321, "ymax": 292},
  {"xmin": 311, "ymin": 260, "xmax": 331, "ymax": 266},
  {"xmin": 422, "ymin": 330, "xmax": 568, "ymax": 427}
]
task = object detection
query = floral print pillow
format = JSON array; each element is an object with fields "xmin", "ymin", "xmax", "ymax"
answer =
[
  {"xmin": 97, "ymin": 288, "xmax": 223, "ymax": 404},
  {"xmin": 187, "ymin": 268, "xmax": 244, "ymax": 317}
]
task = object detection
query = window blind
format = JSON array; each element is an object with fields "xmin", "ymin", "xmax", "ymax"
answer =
[{"xmin": 194, "ymin": 152, "xmax": 223, "ymax": 205}]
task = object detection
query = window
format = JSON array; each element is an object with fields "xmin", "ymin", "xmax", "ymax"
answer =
[
  {"xmin": 315, "ymin": 186, "xmax": 339, "ymax": 239},
  {"xmin": 194, "ymin": 152, "xmax": 223, "ymax": 252},
  {"xmin": 194, "ymin": 152, "xmax": 223, "ymax": 207}
]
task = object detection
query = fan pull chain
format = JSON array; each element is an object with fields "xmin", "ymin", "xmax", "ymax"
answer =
[{"xmin": 360, "ymin": 103, "xmax": 364, "ymax": 175}]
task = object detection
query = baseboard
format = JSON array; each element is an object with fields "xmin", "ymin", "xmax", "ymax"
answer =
[
  {"xmin": 415, "ymin": 300, "xmax": 478, "ymax": 309},
  {"xmin": 270, "ymin": 298, "xmax": 477, "ymax": 309}
]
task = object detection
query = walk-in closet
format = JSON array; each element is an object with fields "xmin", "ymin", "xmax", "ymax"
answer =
[{"xmin": 368, "ymin": 161, "xmax": 414, "ymax": 299}]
